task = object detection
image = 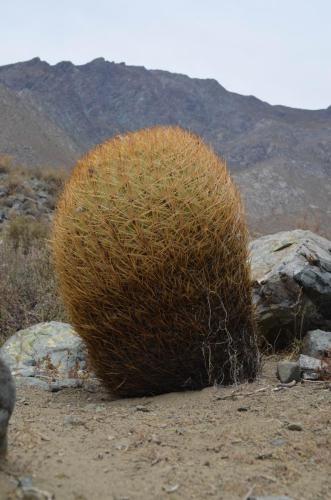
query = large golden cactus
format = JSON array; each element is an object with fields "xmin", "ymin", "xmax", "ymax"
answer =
[{"xmin": 53, "ymin": 127, "xmax": 259, "ymax": 396}]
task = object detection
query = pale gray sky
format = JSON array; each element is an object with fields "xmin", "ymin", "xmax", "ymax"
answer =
[{"xmin": 1, "ymin": 0, "xmax": 330, "ymax": 109}]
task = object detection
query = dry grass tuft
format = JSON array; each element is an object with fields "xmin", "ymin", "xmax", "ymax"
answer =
[
  {"xmin": 0, "ymin": 217, "xmax": 66, "ymax": 345},
  {"xmin": 0, "ymin": 154, "xmax": 13, "ymax": 174},
  {"xmin": 53, "ymin": 126, "xmax": 259, "ymax": 397},
  {"xmin": 5, "ymin": 216, "xmax": 49, "ymax": 252},
  {"xmin": 28, "ymin": 165, "xmax": 68, "ymax": 195}
]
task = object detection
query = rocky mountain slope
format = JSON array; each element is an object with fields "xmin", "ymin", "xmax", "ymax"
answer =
[
  {"xmin": 0, "ymin": 57, "xmax": 330, "ymax": 234},
  {"xmin": 0, "ymin": 81, "xmax": 78, "ymax": 166}
]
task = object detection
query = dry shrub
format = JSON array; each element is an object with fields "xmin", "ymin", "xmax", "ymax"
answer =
[
  {"xmin": 0, "ymin": 217, "xmax": 66, "ymax": 345},
  {"xmin": 1, "ymin": 163, "xmax": 67, "ymax": 197},
  {"xmin": 53, "ymin": 126, "xmax": 259, "ymax": 397},
  {"xmin": 0, "ymin": 155, "xmax": 13, "ymax": 174},
  {"xmin": 28, "ymin": 165, "xmax": 68, "ymax": 195},
  {"xmin": 2, "ymin": 170, "xmax": 26, "ymax": 195},
  {"xmin": 5, "ymin": 216, "xmax": 49, "ymax": 252}
]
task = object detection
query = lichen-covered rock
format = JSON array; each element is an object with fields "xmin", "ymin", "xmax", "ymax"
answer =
[
  {"xmin": 250, "ymin": 230, "xmax": 331, "ymax": 346},
  {"xmin": 0, "ymin": 322, "xmax": 99, "ymax": 391}
]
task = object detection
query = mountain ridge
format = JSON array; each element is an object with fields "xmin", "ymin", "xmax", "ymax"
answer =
[{"xmin": 0, "ymin": 57, "xmax": 330, "ymax": 235}]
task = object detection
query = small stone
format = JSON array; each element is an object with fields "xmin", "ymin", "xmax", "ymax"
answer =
[
  {"xmin": 17, "ymin": 486, "xmax": 54, "ymax": 500},
  {"xmin": 63, "ymin": 415, "xmax": 84, "ymax": 426},
  {"xmin": 277, "ymin": 361, "xmax": 301, "ymax": 383},
  {"xmin": 150, "ymin": 434, "xmax": 161, "ymax": 444},
  {"xmin": 163, "ymin": 484, "xmax": 179, "ymax": 493},
  {"xmin": 302, "ymin": 371, "xmax": 320, "ymax": 380},
  {"xmin": 135, "ymin": 405, "xmax": 150, "ymax": 412},
  {"xmin": 18, "ymin": 477, "xmax": 33, "ymax": 489},
  {"xmin": 256, "ymin": 452, "xmax": 273, "ymax": 460},
  {"xmin": 271, "ymin": 437, "xmax": 286, "ymax": 447},
  {"xmin": 115, "ymin": 438, "xmax": 130, "ymax": 451},
  {"xmin": 248, "ymin": 496, "xmax": 293, "ymax": 500},
  {"xmin": 287, "ymin": 422, "xmax": 303, "ymax": 431},
  {"xmin": 94, "ymin": 405, "xmax": 105, "ymax": 413},
  {"xmin": 237, "ymin": 406, "xmax": 249, "ymax": 412}
]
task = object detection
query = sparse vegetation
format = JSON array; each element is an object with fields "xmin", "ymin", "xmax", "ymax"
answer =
[
  {"xmin": 0, "ymin": 163, "xmax": 67, "ymax": 345},
  {"xmin": 5, "ymin": 216, "xmax": 49, "ymax": 252},
  {"xmin": 0, "ymin": 154, "xmax": 12, "ymax": 174},
  {"xmin": 0, "ymin": 161, "xmax": 67, "ymax": 227}
]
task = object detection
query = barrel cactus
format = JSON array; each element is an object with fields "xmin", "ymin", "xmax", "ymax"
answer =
[{"xmin": 53, "ymin": 126, "xmax": 259, "ymax": 397}]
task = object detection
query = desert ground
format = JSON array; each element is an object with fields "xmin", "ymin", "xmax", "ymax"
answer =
[{"xmin": 0, "ymin": 358, "xmax": 330, "ymax": 500}]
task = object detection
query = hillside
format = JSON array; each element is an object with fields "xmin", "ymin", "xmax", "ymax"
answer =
[
  {"xmin": 0, "ymin": 57, "xmax": 330, "ymax": 234},
  {"xmin": 0, "ymin": 81, "xmax": 78, "ymax": 167}
]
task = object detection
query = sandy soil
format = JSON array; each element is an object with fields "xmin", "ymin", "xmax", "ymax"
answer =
[{"xmin": 0, "ymin": 358, "xmax": 330, "ymax": 500}]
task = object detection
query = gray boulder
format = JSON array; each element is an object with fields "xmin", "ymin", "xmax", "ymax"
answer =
[
  {"xmin": 0, "ymin": 322, "xmax": 99, "ymax": 391},
  {"xmin": 250, "ymin": 230, "xmax": 331, "ymax": 346}
]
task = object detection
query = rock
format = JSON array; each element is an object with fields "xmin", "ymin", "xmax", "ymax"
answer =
[
  {"xmin": 16, "ymin": 486, "xmax": 54, "ymax": 499},
  {"xmin": 277, "ymin": 361, "xmax": 301, "ymax": 383},
  {"xmin": 48, "ymin": 378, "xmax": 86, "ymax": 392},
  {"xmin": 18, "ymin": 476, "xmax": 33, "ymax": 489},
  {"xmin": 299, "ymin": 353, "xmax": 331, "ymax": 380},
  {"xmin": 135, "ymin": 404, "xmax": 150, "ymax": 412},
  {"xmin": 0, "ymin": 209, "xmax": 6, "ymax": 222},
  {"xmin": 0, "ymin": 322, "xmax": 99, "ymax": 391},
  {"xmin": 36, "ymin": 190, "xmax": 48, "ymax": 199},
  {"xmin": 14, "ymin": 377, "xmax": 50, "ymax": 390},
  {"xmin": 299, "ymin": 354, "xmax": 322, "ymax": 371},
  {"xmin": 237, "ymin": 406, "xmax": 249, "ymax": 412},
  {"xmin": 270, "ymin": 437, "xmax": 286, "ymax": 447},
  {"xmin": 63, "ymin": 415, "xmax": 84, "ymax": 426},
  {"xmin": 250, "ymin": 230, "xmax": 331, "ymax": 346},
  {"xmin": 302, "ymin": 329, "xmax": 331, "ymax": 357},
  {"xmin": 256, "ymin": 452, "xmax": 273, "ymax": 460},
  {"xmin": 287, "ymin": 422, "xmax": 303, "ymax": 431},
  {"xmin": 302, "ymin": 371, "xmax": 320, "ymax": 381},
  {"xmin": 248, "ymin": 497, "xmax": 293, "ymax": 500},
  {"xmin": 0, "ymin": 358, "xmax": 16, "ymax": 456}
]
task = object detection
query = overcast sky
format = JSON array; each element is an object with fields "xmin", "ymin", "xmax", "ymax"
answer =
[{"xmin": 1, "ymin": 0, "xmax": 330, "ymax": 109}]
